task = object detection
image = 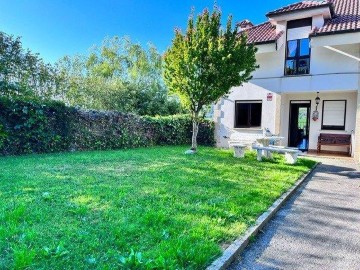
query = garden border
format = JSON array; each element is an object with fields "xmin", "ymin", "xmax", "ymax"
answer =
[{"xmin": 207, "ymin": 161, "xmax": 319, "ymax": 270}]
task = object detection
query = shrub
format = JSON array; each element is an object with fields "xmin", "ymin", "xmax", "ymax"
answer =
[
  {"xmin": 0, "ymin": 98, "xmax": 214, "ymax": 155},
  {"xmin": 0, "ymin": 124, "xmax": 7, "ymax": 149},
  {"xmin": 0, "ymin": 98, "xmax": 72, "ymax": 155}
]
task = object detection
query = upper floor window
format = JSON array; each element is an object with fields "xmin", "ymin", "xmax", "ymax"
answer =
[
  {"xmin": 285, "ymin": 38, "xmax": 310, "ymax": 75},
  {"xmin": 285, "ymin": 18, "xmax": 312, "ymax": 76}
]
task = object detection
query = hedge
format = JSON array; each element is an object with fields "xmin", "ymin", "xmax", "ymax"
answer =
[{"xmin": 0, "ymin": 98, "xmax": 214, "ymax": 155}]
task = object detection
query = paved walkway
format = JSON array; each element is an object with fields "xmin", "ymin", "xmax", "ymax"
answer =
[{"xmin": 229, "ymin": 158, "xmax": 360, "ymax": 270}]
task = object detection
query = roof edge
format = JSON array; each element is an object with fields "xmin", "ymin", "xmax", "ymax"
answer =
[
  {"xmin": 241, "ymin": 21, "xmax": 273, "ymax": 32},
  {"xmin": 253, "ymin": 40, "xmax": 277, "ymax": 45},
  {"xmin": 266, "ymin": 3, "xmax": 335, "ymax": 18},
  {"xmin": 310, "ymin": 28, "xmax": 360, "ymax": 37}
]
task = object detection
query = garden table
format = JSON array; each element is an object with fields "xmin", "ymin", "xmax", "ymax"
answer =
[{"xmin": 256, "ymin": 136, "xmax": 284, "ymax": 158}]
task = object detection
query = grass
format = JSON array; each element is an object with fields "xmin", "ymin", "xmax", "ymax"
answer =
[{"xmin": 0, "ymin": 146, "xmax": 315, "ymax": 269}]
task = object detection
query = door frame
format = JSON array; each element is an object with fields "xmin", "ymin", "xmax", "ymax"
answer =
[{"xmin": 288, "ymin": 100, "xmax": 311, "ymax": 150}]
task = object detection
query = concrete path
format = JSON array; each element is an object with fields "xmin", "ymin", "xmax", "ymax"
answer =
[{"xmin": 228, "ymin": 158, "xmax": 360, "ymax": 270}]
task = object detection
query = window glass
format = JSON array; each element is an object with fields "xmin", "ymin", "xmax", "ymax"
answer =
[
  {"xmin": 250, "ymin": 103, "xmax": 262, "ymax": 127},
  {"xmin": 299, "ymin": 39, "xmax": 310, "ymax": 56},
  {"xmin": 297, "ymin": 58, "xmax": 310, "ymax": 74},
  {"xmin": 287, "ymin": 40, "xmax": 297, "ymax": 57},
  {"xmin": 285, "ymin": 38, "xmax": 310, "ymax": 75},
  {"xmin": 285, "ymin": 60, "xmax": 297, "ymax": 75},
  {"xmin": 236, "ymin": 103, "xmax": 249, "ymax": 127},
  {"xmin": 235, "ymin": 102, "xmax": 262, "ymax": 128}
]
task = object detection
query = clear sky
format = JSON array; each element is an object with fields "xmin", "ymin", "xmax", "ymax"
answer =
[{"xmin": 0, "ymin": 0, "xmax": 295, "ymax": 64}]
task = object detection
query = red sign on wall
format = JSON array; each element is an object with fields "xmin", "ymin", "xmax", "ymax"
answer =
[{"xmin": 267, "ymin": 93, "xmax": 273, "ymax": 101}]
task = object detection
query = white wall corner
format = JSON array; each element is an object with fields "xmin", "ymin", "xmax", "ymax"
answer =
[
  {"xmin": 355, "ymin": 53, "xmax": 360, "ymax": 161},
  {"xmin": 312, "ymin": 14, "xmax": 324, "ymax": 29},
  {"xmin": 277, "ymin": 35, "xmax": 285, "ymax": 51},
  {"xmin": 275, "ymin": 94, "xmax": 282, "ymax": 135},
  {"xmin": 275, "ymin": 20, "xmax": 286, "ymax": 34},
  {"xmin": 354, "ymin": 90, "xmax": 360, "ymax": 161}
]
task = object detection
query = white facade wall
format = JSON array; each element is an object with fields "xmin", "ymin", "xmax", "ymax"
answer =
[
  {"xmin": 214, "ymin": 83, "xmax": 279, "ymax": 148},
  {"xmin": 251, "ymin": 43, "xmax": 360, "ymax": 93},
  {"xmin": 252, "ymin": 52, "xmax": 283, "ymax": 78},
  {"xmin": 310, "ymin": 44, "xmax": 360, "ymax": 75},
  {"xmin": 215, "ymin": 27, "xmax": 360, "ymax": 155},
  {"xmin": 280, "ymin": 91, "xmax": 358, "ymax": 152}
]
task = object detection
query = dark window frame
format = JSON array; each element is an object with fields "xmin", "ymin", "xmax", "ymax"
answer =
[
  {"xmin": 321, "ymin": 100, "xmax": 347, "ymax": 130},
  {"xmin": 234, "ymin": 100, "xmax": 262, "ymax": 128},
  {"xmin": 288, "ymin": 100, "xmax": 311, "ymax": 148},
  {"xmin": 285, "ymin": 18, "xmax": 312, "ymax": 76},
  {"xmin": 287, "ymin": 18, "xmax": 312, "ymax": 29},
  {"xmin": 285, "ymin": 38, "xmax": 311, "ymax": 76}
]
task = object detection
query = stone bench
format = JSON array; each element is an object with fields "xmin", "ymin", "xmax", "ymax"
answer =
[
  {"xmin": 252, "ymin": 145, "xmax": 300, "ymax": 164},
  {"xmin": 228, "ymin": 142, "xmax": 247, "ymax": 158}
]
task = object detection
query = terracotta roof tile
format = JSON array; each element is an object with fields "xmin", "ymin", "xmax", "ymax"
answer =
[
  {"xmin": 241, "ymin": 0, "xmax": 360, "ymax": 44},
  {"xmin": 311, "ymin": 0, "xmax": 360, "ymax": 36},
  {"xmin": 237, "ymin": 19, "xmax": 254, "ymax": 29},
  {"xmin": 242, "ymin": 22, "xmax": 283, "ymax": 44},
  {"xmin": 266, "ymin": 1, "xmax": 331, "ymax": 17}
]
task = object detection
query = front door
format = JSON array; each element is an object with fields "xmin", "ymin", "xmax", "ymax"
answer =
[{"xmin": 289, "ymin": 101, "xmax": 311, "ymax": 151}]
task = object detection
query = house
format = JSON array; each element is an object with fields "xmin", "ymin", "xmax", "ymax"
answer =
[{"xmin": 214, "ymin": 0, "xmax": 360, "ymax": 161}]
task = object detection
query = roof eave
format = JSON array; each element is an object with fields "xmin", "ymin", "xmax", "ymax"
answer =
[
  {"xmin": 310, "ymin": 28, "xmax": 360, "ymax": 37},
  {"xmin": 266, "ymin": 3, "xmax": 334, "ymax": 18},
  {"xmin": 251, "ymin": 40, "xmax": 277, "ymax": 45}
]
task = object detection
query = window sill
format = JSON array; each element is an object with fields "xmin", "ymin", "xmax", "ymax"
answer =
[
  {"xmin": 283, "ymin": 74, "xmax": 311, "ymax": 78},
  {"xmin": 234, "ymin": 127, "xmax": 263, "ymax": 131},
  {"xmin": 320, "ymin": 130, "xmax": 347, "ymax": 132}
]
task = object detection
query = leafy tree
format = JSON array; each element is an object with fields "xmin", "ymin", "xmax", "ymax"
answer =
[
  {"xmin": 164, "ymin": 8, "xmax": 258, "ymax": 150},
  {"xmin": 56, "ymin": 37, "xmax": 182, "ymax": 116},
  {"xmin": 0, "ymin": 32, "xmax": 58, "ymax": 100}
]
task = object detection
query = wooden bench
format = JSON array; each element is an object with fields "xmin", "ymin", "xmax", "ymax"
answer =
[
  {"xmin": 252, "ymin": 145, "xmax": 301, "ymax": 164},
  {"xmin": 317, "ymin": 133, "xmax": 351, "ymax": 156}
]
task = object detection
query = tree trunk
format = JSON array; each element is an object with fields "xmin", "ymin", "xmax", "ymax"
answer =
[{"xmin": 191, "ymin": 112, "xmax": 199, "ymax": 151}]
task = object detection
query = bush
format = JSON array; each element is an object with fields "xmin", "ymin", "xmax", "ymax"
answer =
[
  {"xmin": 143, "ymin": 115, "xmax": 214, "ymax": 146},
  {"xmin": 0, "ymin": 123, "xmax": 7, "ymax": 149},
  {"xmin": 0, "ymin": 98, "xmax": 214, "ymax": 155},
  {"xmin": 0, "ymin": 98, "xmax": 72, "ymax": 155}
]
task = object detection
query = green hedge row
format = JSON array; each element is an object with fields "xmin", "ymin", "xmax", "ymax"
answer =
[{"xmin": 0, "ymin": 98, "xmax": 214, "ymax": 155}]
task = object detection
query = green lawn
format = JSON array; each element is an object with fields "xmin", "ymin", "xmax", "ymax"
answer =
[{"xmin": 0, "ymin": 146, "xmax": 315, "ymax": 269}]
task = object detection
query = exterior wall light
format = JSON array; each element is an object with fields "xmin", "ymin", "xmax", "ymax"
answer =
[
  {"xmin": 312, "ymin": 92, "xmax": 320, "ymax": 121},
  {"xmin": 315, "ymin": 92, "xmax": 320, "ymax": 108}
]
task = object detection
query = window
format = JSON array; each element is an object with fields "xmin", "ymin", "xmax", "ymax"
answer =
[
  {"xmin": 235, "ymin": 101, "xmax": 262, "ymax": 128},
  {"xmin": 321, "ymin": 100, "xmax": 346, "ymax": 130},
  {"xmin": 285, "ymin": 38, "xmax": 310, "ymax": 75}
]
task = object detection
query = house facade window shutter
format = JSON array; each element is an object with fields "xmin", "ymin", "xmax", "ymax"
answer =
[
  {"xmin": 287, "ymin": 26, "xmax": 311, "ymax": 40},
  {"xmin": 321, "ymin": 100, "xmax": 346, "ymax": 130}
]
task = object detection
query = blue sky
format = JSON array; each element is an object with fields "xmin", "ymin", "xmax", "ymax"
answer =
[{"xmin": 0, "ymin": 1, "xmax": 295, "ymax": 63}]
